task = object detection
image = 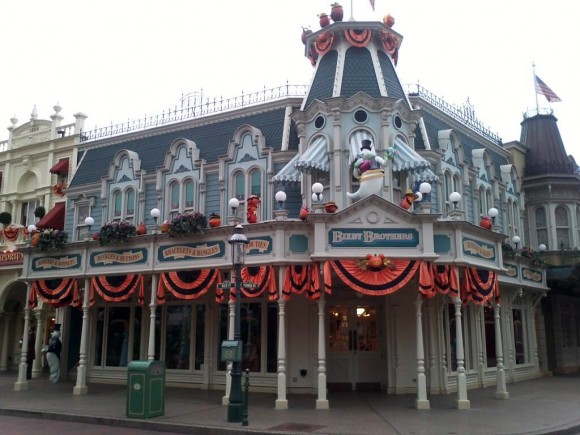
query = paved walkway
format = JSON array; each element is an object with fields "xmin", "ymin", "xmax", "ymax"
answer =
[{"xmin": 1, "ymin": 373, "xmax": 580, "ymax": 434}]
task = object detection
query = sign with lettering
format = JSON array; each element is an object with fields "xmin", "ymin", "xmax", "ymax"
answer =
[
  {"xmin": 91, "ymin": 248, "xmax": 148, "ymax": 267},
  {"xmin": 247, "ymin": 237, "xmax": 272, "ymax": 255},
  {"xmin": 0, "ymin": 250, "xmax": 23, "ymax": 266},
  {"xmin": 328, "ymin": 228, "xmax": 419, "ymax": 248},
  {"xmin": 32, "ymin": 254, "xmax": 82, "ymax": 272},
  {"xmin": 158, "ymin": 242, "xmax": 224, "ymax": 262},
  {"xmin": 504, "ymin": 263, "xmax": 518, "ymax": 278},
  {"xmin": 522, "ymin": 267, "xmax": 543, "ymax": 283},
  {"xmin": 462, "ymin": 237, "xmax": 496, "ymax": 261}
]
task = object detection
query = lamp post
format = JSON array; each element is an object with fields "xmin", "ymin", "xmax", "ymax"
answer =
[
  {"xmin": 512, "ymin": 235, "xmax": 521, "ymax": 250},
  {"xmin": 84, "ymin": 216, "xmax": 94, "ymax": 240},
  {"xmin": 448, "ymin": 192, "xmax": 463, "ymax": 220},
  {"xmin": 229, "ymin": 198, "xmax": 240, "ymax": 225},
  {"xmin": 418, "ymin": 182, "xmax": 432, "ymax": 213},
  {"xmin": 150, "ymin": 208, "xmax": 160, "ymax": 233},
  {"xmin": 228, "ymin": 224, "xmax": 249, "ymax": 423},
  {"xmin": 274, "ymin": 191, "xmax": 288, "ymax": 220},
  {"xmin": 311, "ymin": 182, "xmax": 324, "ymax": 213},
  {"xmin": 449, "ymin": 192, "xmax": 461, "ymax": 209}
]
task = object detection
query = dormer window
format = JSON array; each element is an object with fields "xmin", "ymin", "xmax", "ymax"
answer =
[
  {"xmin": 168, "ymin": 178, "xmax": 196, "ymax": 220},
  {"xmin": 111, "ymin": 188, "xmax": 136, "ymax": 224}
]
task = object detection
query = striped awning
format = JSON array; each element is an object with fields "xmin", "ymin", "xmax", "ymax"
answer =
[
  {"xmin": 295, "ymin": 136, "xmax": 329, "ymax": 172},
  {"xmin": 272, "ymin": 154, "xmax": 301, "ymax": 185},
  {"xmin": 392, "ymin": 138, "xmax": 431, "ymax": 172},
  {"xmin": 412, "ymin": 167, "xmax": 439, "ymax": 183}
]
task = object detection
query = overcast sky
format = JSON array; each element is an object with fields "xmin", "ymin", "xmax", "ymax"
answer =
[{"xmin": 2, "ymin": 0, "xmax": 578, "ymax": 161}]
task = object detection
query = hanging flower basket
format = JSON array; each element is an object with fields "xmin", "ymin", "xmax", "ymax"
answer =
[
  {"xmin": 98, "ymin": 221, "xmax": 137, "ymax": 246},
  {"xmin": 168, "ymin": 212, "xmax": 207, "ymax": 238},
  {"xmin": 36, "ymin": 229, "xmax": 68, "ymax": 251}
]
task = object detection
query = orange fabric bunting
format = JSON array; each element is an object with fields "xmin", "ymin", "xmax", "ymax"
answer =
[
  {"xmin": 29, "ymin": 279, "xmax": 79, "ymax": 309},
  {"xmin": 240, "ymin": 265, "xmax": 278, "ymax": 301},
  {"xmin": 91, "ymin": 274, "xmax": 144, "ymax": 305},
  {"xmin": 328, "ymin": 259, "xmax": 421, "ymax": 296},
  {"xmin": 282, "ymin": 264, "xmax": 322, "ymax": 300},
  {"xmin": 157, "ymin": 269, "xmax": 219, "ymax": 305},
  {"xmin": 464, "ymin": 267, "xmax": 498, "ymax": 305},
  {"xmin": 344, "ymin": 29, "xmax": 372, "ymax": 47}
]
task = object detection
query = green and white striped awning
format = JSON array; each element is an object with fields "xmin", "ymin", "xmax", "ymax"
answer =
[
  {"xmin": 272, "ymin": 154, "xmax": 301, "ymax": 185},
  {"xmin": 412, "ymin": 167, "xmax": 439, "ymax": 183},
  {"xmin": 392, "ymin": 137, "xmax": 432, "ymax": 172},
  {"xmin": 295, "ymin": 136, "xmax": 329, "ymax": 172}
]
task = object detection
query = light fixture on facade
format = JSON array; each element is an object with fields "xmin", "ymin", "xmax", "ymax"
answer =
[
  {"xmin": 538, "ymin": 243, "xmax": 547, "ymax": 253},
  {"xmin": 488, "ymin": 207, "xmax": 499, "ymax": 222},
  {"xmin": 312, "ymin": 183, "xmax": 323, "ymax": 202},
  {"xmin": 229, "ymin": 198, "xmax": 240, "ymax": 215},
  {"xmin": 449, "ymin": 192, "xmax": 461, "ymax": 209},
  {"xmin": 84, "ymin": 216, "xmax": 95, "ymax": 241},
  {"xmin": 275, "ymin": 191, "xmax": 287, "ymax": 209},
  {"xmin": 512, "ymin": 235, "xmax": 521, "ymax": 249},
  {"xmin": 27, "ymin": 224, "xmax": 36, "ymax": 242},
  {"xmin": 419, "ymin": 182, "xmax": 432, "ymax": 198},
  {"xmin": 150, "ymin": 208, "xmax": 161, "ymax": 233},
  {"xmin": 226, "ymin": 224, "xmax": 249, "ymax": 423}
]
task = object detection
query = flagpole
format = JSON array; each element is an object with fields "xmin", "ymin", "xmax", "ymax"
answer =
[{"xmin": 532, "ymin": 62, "xmax": 539, "ymax": 113}]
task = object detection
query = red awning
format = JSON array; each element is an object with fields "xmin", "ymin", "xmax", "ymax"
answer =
[
  {"xmin": 49, "ymin": 158, "xmax": 69, "ymax": 175},
  {"xmin": 36, "ymin": 202, "xmax": 66, "ymax": 230}
]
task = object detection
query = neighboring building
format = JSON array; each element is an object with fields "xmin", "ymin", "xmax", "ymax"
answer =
[
  {"xmin": 0, "ymin": 104, "xmax": 86, "ymax": 379},
  {"xmin": 14, "ymin": 18, "xmax": 548, "ymax": 411},
  {"xmin": 515, "ymin": 110, "xmax": 580, "ymax": 374}
]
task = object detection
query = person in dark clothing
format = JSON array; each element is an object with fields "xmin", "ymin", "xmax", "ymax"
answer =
[{"xmin": 26, "ymin": 326, "xmax": 36, "ymax": 380}]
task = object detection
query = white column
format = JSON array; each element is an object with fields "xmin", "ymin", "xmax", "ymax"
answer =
[
  {"xmin": 453, "ymin": 297, "xmax": 470, "ymax": 409},
  {"xmin": 494, "ymin": 303, "xmax": 509, "ymax": 399},
  {"xmin": 73, "ymin": 279, "xmax": 91, "ymax": 395},
  {"xmin": 14, "ymin": 284, "xmax": 32, "ymax": 391},
  {"xmin": 0, "ymin": 312, "xmax": 12, "ymax": 371},
  {"xmin": 222, "ymin": 296, "xmax": 235, "ymax": 405},
  {"xmin": 147, "ymin": 274, "xmax": 158, "ymax": 361},
  {"xmin": 415, "ymin": 294, "xmax": 430, "ymax": 409},
  {"xmin": 32, "ymin": 309, "xmax": 45, "ymax": 378},
  {"xmin": 275, "ymin": 296, "xmax": 288, "ymax": 409},
  {"xmin": 316, "ymin": 291, "xmax": 329, "ymax": 409}
]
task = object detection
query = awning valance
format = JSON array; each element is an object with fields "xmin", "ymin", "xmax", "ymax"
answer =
[
  {"xmin": 272, "ymin": 154, "xmax": 301, "ymax": 185},
  {"xmin": 49, "ymin": 158, "xmax": 69, "ymax": 175},
  {"xmin": 36, "ymin": 202, "xmax": 66, "ymax": 230},
  {"xmin": 392, "ymin": 138, "xmax": 431, "ymax": 172},
  {"xmin": 295, "ymin": 136, "xmax": 329, "ymax": 172},
  {"xmin": 412, "ymin": 167, "xmax": 439, "ymax": 183}
]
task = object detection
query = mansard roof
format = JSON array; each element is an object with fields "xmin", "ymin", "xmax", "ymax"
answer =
[{"xmin": 70, "ymin": 107, "xmax": 299, "ymax": 187}]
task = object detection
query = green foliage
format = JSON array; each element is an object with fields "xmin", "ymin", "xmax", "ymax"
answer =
[
  {"xmin": 98, "ymin": 221, "xmax": 137, "ymax": 246},
  {"xmin": 168, "ymin": 212, "xmax": 207, "ymax": 238},
  {"xmin": 0, "ymin": 212, "xmax": 12, "ymax": 225},
  {"xmin": 34, "ymin": 206, "xmax": 46, "ymax": 219},
  {"xmin": 37, "ymin": 229, "xmax": 68, "ymax": 251}
]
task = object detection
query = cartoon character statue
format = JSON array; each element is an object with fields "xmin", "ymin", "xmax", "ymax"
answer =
[
  {"xmin": 246, "ymin": 195, "xmax": 261, "ymax": 224},
  {"xmin": 299, "ymin": 204, "xmax": 309, "ymax": 221},
  {"xmin": 400, "ymin": 189, "xmax": 419, "ymax": 210},
  {"xmin": 42, "ymin": 324, "xmax": 62, "ymax": 383},
  {"xmin": 347, "ymin": 139, "xmax": 387, "ymax": 201}
]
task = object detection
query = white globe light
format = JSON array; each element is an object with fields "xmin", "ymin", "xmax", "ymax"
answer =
[
  {"xmin": 312, "ymin": 182, "xmax": 324, "ymax": 194},
  {"xmin": 150, "ymin": 208, "xmax": 161, "ymax": 219},
  {"xmin": 27, "ymin": 224, "xmax": 37, "ymax": 233},
  {"xmin": 449, "ymin": 192, "xmax": 461, "ymax": 204},
  {"xmin": 419, "ymin": 182, "xmax": 432, "ymax": 195},
  {"xmin": 229, "ymin": 198, "xmax": 240, "ymax": 209},
  {"xmin": 488, "ymin": 207, "xmax": 498, "ymax": 218},
  {"xmin": 414, "ymin": 192, "xmax": 423, "ymax": 202},
  {"xmin": 275, "ymin": 191, "xmax": 287, "ymax": 203},
  {"xmin": 84, "ymin": 216, "xmax": 95, "ymax": 226},
  {"xmin": 538, "ymin": 243, "xmax": 547, "ymax": 252},
  {"xmin": 512, "ymin": 235, "xmax": 521, "ymax": 245}
]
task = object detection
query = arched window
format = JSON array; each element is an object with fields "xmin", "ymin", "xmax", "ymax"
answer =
[
  {"xmin": 168, "ymin": 178, "xmax": 197, "ymax": 219},
  {"xmin": 443, "ymin": 171, "xmax": 452, "ymax": 212},
  {"xmin": 111, "ymin": 187, "xmax": 136, "ymax": 223},
  {"xmin": 555, "ymin": 205, "xmax": 570, "ymax": 249},
  {"xmin": 234, "ymin": 171, "xmax": 245, "ymax": 201},
  {"xmin": 250, "ymin": 169, "xmax": 261, "ymax": 197},
  {"xmin": 478, "ymin": 186, "xmax": 486, "ymax": 218},
  {"xmin": 230, "ymin": 168, "xmax": 264, "ymax": 222},
  {"xmin": 511, "ymin": 200, "xmax": 519, "ymax": 237},
  {"xmin": 535, "ymin": 207, "xmax": 548, "ymax": 248}
]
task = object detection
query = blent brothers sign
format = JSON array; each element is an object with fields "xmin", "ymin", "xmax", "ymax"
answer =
[{"xmin": 328, "ymin": 228, "xmax": 419, "ymax": 248}]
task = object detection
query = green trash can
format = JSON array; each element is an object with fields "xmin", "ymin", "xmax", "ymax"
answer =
[{"xmin": 126, "ymin": 360, "xmax": 165, "ymax": 419}]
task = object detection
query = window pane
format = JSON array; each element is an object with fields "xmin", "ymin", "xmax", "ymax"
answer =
[
  {"xmin": 184, "ymin": 180, "xmax": 194, "ymax": 209},
  {"xmin": 126, "ymin": 189, "xmax": 135, "ymax": 216},
  {"xmin": 250, "ymin": 171, "xmax": 261, "ymax": 197},
  {"xmin": 113, "ymin": 191, "xmax": 122, "ymax": 217},
  {"xmin": 195, "ymin": 305, "xmax": 206, "ymax": 370},
  {"xmin": 267, "ymin": 303, "xmax": 278, "ymax": 373},
  {"xmin": 106, "ymin": 307, "xmax": 131, "ymax": 367},
  {"xmin": 512, "ymin": 308, "xmax": 526, "ymax": 364},
  {"xmin": 235, "ymin": 173, "xmax": 245, "ymax": 200},
  {"xmin": 242, "ymin": 302, "xmax": 262, "ymax": 372},
  {"xmin": 170, "ymin": 183, "xmax": 180, "ymax": 210},
  {"xmin": 132, "ymin": 307, "xmax": 142, "ymax": 361},
  {"xmin": 535, "ymin": 207, "xmax": 546, "ymax": 227},
  {"xmin": 165, "ymin": 305, "xmax": 192, "ymax": 370},
  {"xmin": 77, "ymin": 204, "xmax": 90, "ymax": 225},
  {"xmin": 556, "ymin": 206, "xmax": 569, "ymax": 226}
]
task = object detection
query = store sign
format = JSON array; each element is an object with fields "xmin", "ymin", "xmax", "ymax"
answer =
[
  {"xmin": 247, "ymin": 237, "xmax": 272, "ymax": 255},
  {"xmin": 522, "ymin": 267, "xmax": 543, "ymax": 283},
  {"xmin": 462, "ymin": 237, "xmax": 496, "ymax": 261},
  {"xmin": 504, "ymin": 263, "xmax": 518, "ymax": 278},
  {"xmin": 328, "ymin": 228, "xmax": 419, "ymax": 248},
  {"xmin": 158, "ymin": 241, "xmax": 224, "ymax": 262},
  {"xmin": 0, "ymin": 250, "xmax": 23, "ymax": 266},
  {"xmin": 32, "ymin": 254, "xmax": 82, "ymax": 271},
  {"xmin": 91, "ymin": 248, "xmax": 148, "ymax": 267}
]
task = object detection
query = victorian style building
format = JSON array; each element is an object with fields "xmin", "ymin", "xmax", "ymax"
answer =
[
  {"xmin": 6, "ymin": 17, "xmax": 556, "ymax": 411},
  {"xmin": 0, "ymin": 105, "xmax": 87, "ymax": 381}
]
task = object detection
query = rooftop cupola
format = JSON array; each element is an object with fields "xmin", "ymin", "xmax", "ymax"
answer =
[{"xmin": 301, "ymin": 17, "xmax": 407, "ymax": 110}]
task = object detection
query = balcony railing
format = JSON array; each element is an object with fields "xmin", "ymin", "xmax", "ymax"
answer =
[{"xmin": 80, "ymin": 84, "xmax": 309, "ymax": 142}]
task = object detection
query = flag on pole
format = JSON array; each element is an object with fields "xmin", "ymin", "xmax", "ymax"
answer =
[
  {"xmin": 535, "ymin": 75, "xmax": 561, "ymax": 102},
  {"xmin": 369, "ymin": 0, "xmax": 375, "ymax": 11}
]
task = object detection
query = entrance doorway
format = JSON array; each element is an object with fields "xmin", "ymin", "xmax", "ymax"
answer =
[{"xmin": 327, "ymin": 302, "xmax": 383, "ymax": 391}]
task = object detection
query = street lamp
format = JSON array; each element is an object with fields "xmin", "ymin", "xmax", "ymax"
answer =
[
  {"xmin": 449, "ymin": 192, "xmax": 461, "ymax": 209},
  {"xmin": 312, "ymin": 182, "xmax": 323, "ymax": 202},
  {"xmin": 227, "ymin": 224, "xmax": 249, "ymax": 423},
  {"xmin": 538, "ymin": 243, "xmax": 547, "ymax": 253}
]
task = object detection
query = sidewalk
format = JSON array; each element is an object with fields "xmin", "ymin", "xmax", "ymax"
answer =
[{"xmin": 1, "ymin": 373, "xmax": 580, "ymax": 434}]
